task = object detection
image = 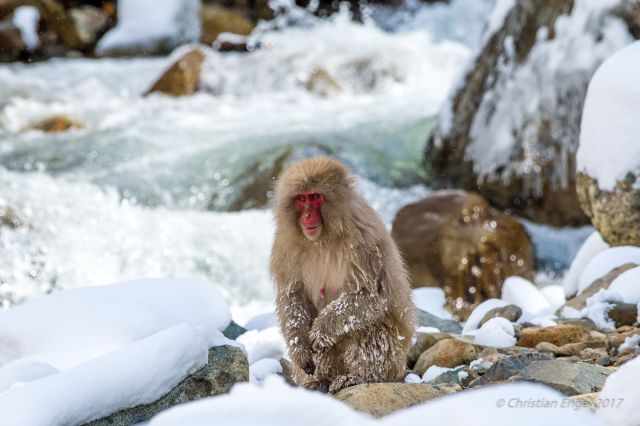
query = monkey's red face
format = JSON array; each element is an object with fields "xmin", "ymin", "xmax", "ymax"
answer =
[{"xmin": 294, "ymin": 192, "xmax": 325, "ymax": 241}]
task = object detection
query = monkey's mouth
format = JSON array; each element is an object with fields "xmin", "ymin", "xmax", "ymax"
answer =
[{"xmin": 303, "ymin": 225, "xmax": 321, "ymax": 233}]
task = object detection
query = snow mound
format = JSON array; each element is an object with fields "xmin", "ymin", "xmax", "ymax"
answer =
[
  {"xmin": 578, "ymin": 41, "xmax": 640, "ymax": 191},
  {"xmin": 474, "ymin": 317, "xmax": 516, "ymax": 348},
  {"xmin": 236, "ymin": 327, "xmax": 286, "ymax": 365},
  {"xmin": 578, "ymin": 247, "xmax": 640, "ymax": 294},
  {"xmin": 599, "ymin": 355, "xmax": 640, "ymax": 426},
  {"xmin": 412, "ymin": 287, "xmax": 453, "ymax": 319},
  {"xmin": 564, "ymin": 231, "xmax": 609, "ymax": 297},
  {"xmin": 462, "ymin": 299, "xmax": 508, "ymax": 335},
  {"xmin": 501, "ymin": 276, "xmax": 551, "ymax": 316},
  {"xmin": 608, "ymin": 266, "xmax": 640, "ymax": 304}
]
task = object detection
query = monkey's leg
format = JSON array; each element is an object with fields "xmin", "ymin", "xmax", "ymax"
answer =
[{"xmin": 291, "ymin": 362, "xmax": 329, "ymax": 392}]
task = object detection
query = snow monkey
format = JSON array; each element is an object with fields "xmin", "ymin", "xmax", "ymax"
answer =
[{"xmin": 271, "ymin": 157, "xmax": 415, "ymax": 393}]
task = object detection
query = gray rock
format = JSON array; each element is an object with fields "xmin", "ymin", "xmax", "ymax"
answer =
[
  {"xmin": 479, "ymin": 305, "xmax": 522, "ymax": 328},
  {"xmin": 416, "ymin": 309, "xmax": 462, "ymax": 334},
  {"xmin": 470, "ymin": 351, "xmax": 553, "ymax": 388},
  {"xmin": 223, "ymin": 320, "xmax": 247, "ymax": 340},
  {"xmin": 512, "ymin": 360, "xmax": 613, "ymax": 396},
  {"xmin": 429, "ymin": 367, "xmax": 474, "ymax": 388},
  {"xmin": 83, "ymin": 345, "xmax": 249, "ymax": 426}
]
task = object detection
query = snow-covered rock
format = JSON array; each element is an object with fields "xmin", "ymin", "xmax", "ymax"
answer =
[
  {"xmin": 412, "ymin": 287, "xmax": 453, "ymax": 320},
  {"xmin": 578, "ymin": 247, "xmax": 640, "ymax": 294},
  {"xmin": 462, "ymin": 298, "xmax": 509, "ymax": 335},
  {"xmin": 599, "ymin": 356, "xmax": 640, "ymax": 426},
  {"xmin": 501, "ymin": 276, "xmax": 552, "ymax": 316},
  {"xmin": 577, "ymin": 41, "xmax": 640, "ymax": 246},
  {"xmin": 474, "ymin": 317, "xmax": 516, "ymax": 348},
  {"xmin": 96, "ymin": 0, "xmax": 201, "ymax": 56},
  {"xmin": 564, "ymin": 231, "xmax": 610, "ymax": 297},
  {"xmin": 236, "ymin": 326, "xmax": 286, "ymax": 365}
]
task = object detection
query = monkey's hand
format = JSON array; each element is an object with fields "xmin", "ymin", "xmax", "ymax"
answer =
[
  {"xmin": 309, "ymin": 324, "xmax": 337, "ymax": 352},
  {"xmin": 289, "ymin": 341, "xmax": 316, "ymax": 375}
]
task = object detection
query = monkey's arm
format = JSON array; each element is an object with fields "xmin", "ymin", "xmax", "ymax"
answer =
[
  {"xmin": 310, "ymin": 244, "xmax": 387, "ymax": 351},
  {"xmin": 277, "ymin": 281, "xmax": 316, "ymax": 374}
]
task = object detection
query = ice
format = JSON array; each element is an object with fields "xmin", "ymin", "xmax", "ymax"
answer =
[
  {"xmin": 474, "ymin": 317, "xmax": 516, "ymax": 348},
  {"xmin": 12, "ymin": 6, "xmax": 40, "ymax": 50},
  {"xmin": 462, "ymin": 299, "xmax": 509, "ymax": 335},
  {"xmin": 578, "ymin": 247, "xmax": 640, "ymax": 294},
  {"xmin": 501, "ymin": 276, "xmax": 551, "ymax": 316},
  {"xmin": 411, "ymin": 287, "xmax": 453, "ymax": 319},
  {"xmin": 599, "ymin": 356, "xmax": 640, "ymax": 426},
  {"xmin": 564, "ymin": 231, "xmax": 609, "ymax": 297},
  {"xmin": 96, "ymin": 0, "xmax": 201, "ymax": 55},
  {"xmin": 578, "ymin": 41, "xmax": 640, "ymax": 190}
]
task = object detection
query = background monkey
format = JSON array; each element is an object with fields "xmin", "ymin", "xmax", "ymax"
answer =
[{"xmin": 270, "ymin": 157, "xmax": 415, "ymax": 393}]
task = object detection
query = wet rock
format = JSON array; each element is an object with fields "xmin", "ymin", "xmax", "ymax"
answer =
[
  {"xmin": 222, "ymin": 320, "xmax": 247, "ymax": 340},
  {"xmin": 69, "ymin": 5, "xmax": 110, "ymax": 47},
  {"xmin": 470, "ymin": 351, "xmax": 553, "ymax": 388},
  {"xmin": 83, "ymin": 345, "xmax": 249, "ymax": 426},
  {"xmin": 304, "ymin": 68, "xmax": 342, "ymax": 97},
  {"xmin": 608, "ymin": 303, "xmax": 638, "ymax": 328},
  {"xmin": 0, "ymin": 22, "xmax": 26, "ymax": 62},
  {"xmin": 334, "ymin": 383, "xmax": 460, "ymax": 417},
  {"xmin": 518, "ymin": 324, "xmax": 590, "ymax": 348},
  {"xmin": 561, "ymin": 263, "xmax": 638, "ymax": 312},
  {"xmin": 391, "ymin": 191, "xmax": 534, "ymax": 319},
  {"xmin": 27, "ymin": 115, "xmax": 83, "ymax": 132},
  {"xmin": 407, "ymin": 332, "xmax": 450, "ymax": 369},
  {"xmin": 416, "ymin": 308, "xmax": 462, "ymax": 334},
  {"xmin": 479, "ymin": 304, "xmax": 522, "ymax": 328},
  {"xmin": 423, "ymin": 0, "xmax": 633, "ymax": 226},
  {"xmin": 145, "ymin": 49, "xmax": 205, "ymax": 97},
  {"xmin": 414, "ymin": 338, "xmax": 478, "ymax": 375},
  {"xmin": 512, "ymin": 360, "xmax": 613, "ymax": 396},
  {"xmin": 577, "ymin": 172, "xmax": 640, "ymax": 246},
  {"xmin": 200, "ymin": 5, "xmax": 254, "ymax": 45}
]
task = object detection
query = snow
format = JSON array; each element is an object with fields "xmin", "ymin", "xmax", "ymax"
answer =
[
  {"xmin": 404, "ymin": 373, "xmax": 422, "ymax": 384},
  {"xmin": 0, "ymin": 324, "xmax": 207, "ymax": 426},
  {"xmin": 540, "ymin": 285, "xmax": 566, "ymax": 310},
  {"xmin": 608, "ymin": 266, "xmax": 640, "ymax": 304},
  {"xmin": 599, "ymin": 356, "xmax": 640, "ymax": 426},
  {"xmin": 249, "ymin": 358, "xmax": 283, "ymax": 384},
  {"xmin": 412, "ymin": 287, "xmax": 453, "ymax": 319},
  {"xmin": 578, "ymin": 41, "xmax": 640, "ymax": 190},
  {"xmin": 236, "ymin": 327, "xmax": 286, "ymax": 365},
  {"xmin": 0, "ymin": 279, "xmax": 231, "ymax": 425},
  {"xmin": 501, "ymin": 276, "xmax": 551, "ymax": 316},
  {"xmin": 486, "ymin": 0, "xmax": 514, "ymax": 38},
  {"xmin": 422, "ymin": 365, "xmax": 455, "ymax": 382},
  {"xmin": 12, "ymin": 6, "xmax": 40, "ymax": 50},
  {"xmin": 96, "ymin": 0, "xmax": 201, "ymax": 55},
  {"xmin": 462, "ymin": 299, "xmax": 508, "ymax": 335},
  {"xmin": 474, "ymin": 317, "xmax": 516, "ymax": 348},
  {"xmin": 578, "ymin": 247, "xmax": 640, "ymax": 294},
  {"xmin": 564, "ymin": 231, "xmax": 609, "ymax": 297},
  {"xmin": 244, "ymin": 312, "xmax": 279, "ymax": 331},
  {"xmin": 618, "ymin": 335, "xmax": 640, "ymax": 354}
]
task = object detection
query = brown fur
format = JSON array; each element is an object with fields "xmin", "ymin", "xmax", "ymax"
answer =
[{"xmin": 271, "ymin": 157, "xmax": 415, "ymax": 393}]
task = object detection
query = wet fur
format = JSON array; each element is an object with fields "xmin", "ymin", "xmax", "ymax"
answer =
[{"xmin": 271, "ymin": 157, "xmax": 415, "ymax": 393}]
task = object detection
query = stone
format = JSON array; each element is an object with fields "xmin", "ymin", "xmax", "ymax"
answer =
[
  {"xmin": 145, "ymin": 49, "xmax": 205, "ymax": 97},
  {"xmin": 83, "ymin": 345, "xmax": 248, "ymax": 426},
  {"xmin": 0, "ymin": 22, "xmax": 26, "ymax": 62},
  {"xmin": 470, "ymin": 351, "xmax": 553, "ymax": 388},
  {"xmin": 69, "ymin": 5, "xmax": 110, "ymax": 47},
  {"xmin": 279, "ymin": 358, "xmax": 295, "ymax": 386},
  {"xmin": 304, "ymin": 68, "xmax": 342, "ymax": 97},
  {"xmin": 416, "ymin": 308, "xmax": 462, "ymax": 334},
  {"xmin": 479, "ymin": 304, "xmax": 522, "ymax": 328},
  {"xmin": 423, "ymin": 0, "xmax": 634, "ymax": 226},
  {"xmin": 200, "ymin": 5, "xmax": 254, "ymax": 45},
  {"xmin": 569, "ymin": 393, "xmax": 600, "ymax": 412},
  {"xmin": 222, "ymin": 320, "xmax": 247, "ymax": 340},
  {"xmin": 391, "ymin": 191, "xmax": 534, "ymax": 319},
  {"xmin": 561, "ymin": 263, "xmax": 638, "ymax": 312},
  {"xmin": 27, "ymin": 115, "xmax": 83, "ymax": 132},
  {"xmin": 512, "ymin": 360, "xmax": 613, "ymax": 396},
  {"xmin": 407, "ymin": 332, "xmax": 450, "ymax": 369},
  {"xmin": 608, "ymin": 302, "xmax": 638, "ymax": 328},
  {"xmin": 0, "ymin": 205, "xmax": 24, "ymax": 229},
  {"xmin": 334, "ymin": 383, "xmax": 459, "ymax": 417},
  {"xmin": 414, "ymin": 338, "xmax": 478, "ymax": 375},
  {"xmin": 429, "ymin": 367, "xmax": 474, "ymax": 387},
  {"xmin": 518, "ymin": 324, "xmax": 590, "ymax": 348}
]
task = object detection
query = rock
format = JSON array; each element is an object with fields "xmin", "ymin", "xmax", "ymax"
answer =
[
  {"xmin": 407, "ymin": 332, "xmax": 450, "ymax": 369},
  {"xmin": 391, "ymin": 191, "xmax": 534, "ymax": 319},
  {"xmin": 561, "ymin": 263, "xmax": 638, "ymax": 312},
  {"xmin": 414, "ymin": 338, "xmax": 478, "ymax": 375},
  {"xmin": 470, "ymin": 351, "xmax": 553, "ymax": 388},
  {"xmin": 200, "ymin": 5, "xmax": 254, "ymax": 45},
  {"xmin": 608, "ymin": 327, "xmax": 640, "ymax": 348},
  {"xmin": 83, "ymin": 345, "xmax": 249, "ymax": 426},
  {"xmin": 429, "ymin": 367, "xmax": 474, "ymax": 387},
  {"xmin": 145, "ymin": 49, "xmax": 205, "ymax": 97},
  {"xmin": 304, "ymin": 68, "xmax": 342, "ymax": 97},
  {"xmin": 69, "ymin": 5, "xmax": 110, "ymax": 47},
  {"xmin": 569, "ymin": 392, "xmax": 600, "ymax": 412},
  {"xmin": 577, "ymin": 172, "xmax": 640, "ymax": 246},
  {"xmin": 479, "ymin": 304, "xmax": 522, "ymax": 328},
  {"xmin": 278, "ymin": 358, "xmax": 295, "ymax": 386},
  {"xmin": 416, "ymin": 308, "xmax": 462, "ymax": 334},
  {"xmin": 0, "ymin": 205, "xmax": 24, "ymax": 229},
  {"xmin": 512, "ymin": 360, "xmax": 613, "ymax": 396},
  {"xmin": 423, "ymin": 0, "xmax": 633, "ymax": 226},
  {"xmin": 27, "ymin": 115, "xmax": 83, "ymax": 132},
  {"xmin": 608, "ymin": 303, "xmax": 638, "ymax": 328},
  {"xmin": 334, "ymin": 383, "xmax": 459, "ymax": 417},
  {"xmin": 0, "ymin": 22, "xmax": 26, "ymax": 62},
  {"xmin": 518, "ymin": 324, "xmax": 591, "ymax": 348},
  {"xmin": 578, "ymin": 347, "xmax": 612, "ymax": 367},
  {"xmin": 222, "ymin": 320, "xmax": 247, "ymax": 340}
]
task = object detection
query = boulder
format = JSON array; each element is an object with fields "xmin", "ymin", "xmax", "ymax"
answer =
[
  {"xmin": 391, "ymin": 191, "xmax": 534, "ymax": 319},
  {"xmin": 200, "ymin": 4, "xmax": 254, "ymax": 45},
  {"xmin": 512, "ymin": 359, "xmax": 613, "ymax": 396},
  {"xmin": 479, "ymin": 304, "xmax": 522, "ymax": 328},
  {"xmin": 145, "ymin": 49, "xmax": 205, "ymax": 97},
  {"xmin": 0, "ymin": 22, "xmax": 26, "ymax": 62},
  {"xmin": 413, "ymin": 338, "xmax": 478, "ymax": 375},
  {"xmin": 334, "ymin": 383, "xmax": 459, "ymax": 417},
  {"xmin": 407, "ymin": 332, "xmax": 450, "ymax": 369},
  {"xmin": 424, "ymin": 0, "xmax": 635, "ymax": 226},
  {"xmin": 470, "ymin": 351, "xmax": 553, "ymax": 388},
  {"xmin": 69, "ymin": 5, "xmax": 110, "ymax": 47},
  {"xmin": 561, "ymin": 263, "xmax": 638, "ymax": 312},
  {"xmin": 83, "ymin": 345, "xmax": 249, "ymax": 426},
  {"xmin": 222, "ymin": 320, "xmax": 247, "ymax": 340},
  {"xmin": 416, "ymin": 308, "xmax": 462, "ymax": 334},
  {"xmin": 26, "ymin": 115, "xmax": 83, "ymax": 132},
  {"xmin": 518, "ymin": 324, "xmax": 591, "ymax": 348}
]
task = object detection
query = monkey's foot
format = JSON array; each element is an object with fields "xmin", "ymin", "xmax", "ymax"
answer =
[{"xmin": 328, "ymin": 375, "xmax": 361, "ymax": 394}]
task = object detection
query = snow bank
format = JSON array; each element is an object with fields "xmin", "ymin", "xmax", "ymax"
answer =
[
  {"xmin": 578, "ymin": 247, "xmax": 640, "ymax": 294},
  {"xmin": 462, "ymin": 299, "xmax": 508, "ymax": 335},
  {"xmin": 564, "ymin": 231, "xmax": 609, "ymax": 297},
  {"xmin": 96, "ymin": 0, "xmax": 201, "ymax": 55},
  {"xmin": 599, "ymin": 356, "xmax": 640, "ymax": 426},
  {"xmin": 578, "ymin": 41, "xmax": 640, "ymax": 190},
  {"xmin": 149, "ymin": 377, "xmax": 370, "ymax": 426},
  {"xmin": 501, "ymin": 276, "xmax": 551, "ymax": 316},
  {"xmin": 474, "ymin": 317, "xmax": 516, "ymax": 348},
  {"xmin": 412, "ymin": 287, "xmax": 453, "ymax": 319}
]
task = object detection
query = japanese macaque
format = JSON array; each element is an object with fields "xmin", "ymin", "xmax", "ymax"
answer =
[{"xmin": 270, "ymin": 157, "xmax": 415, "ymax": 393}]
